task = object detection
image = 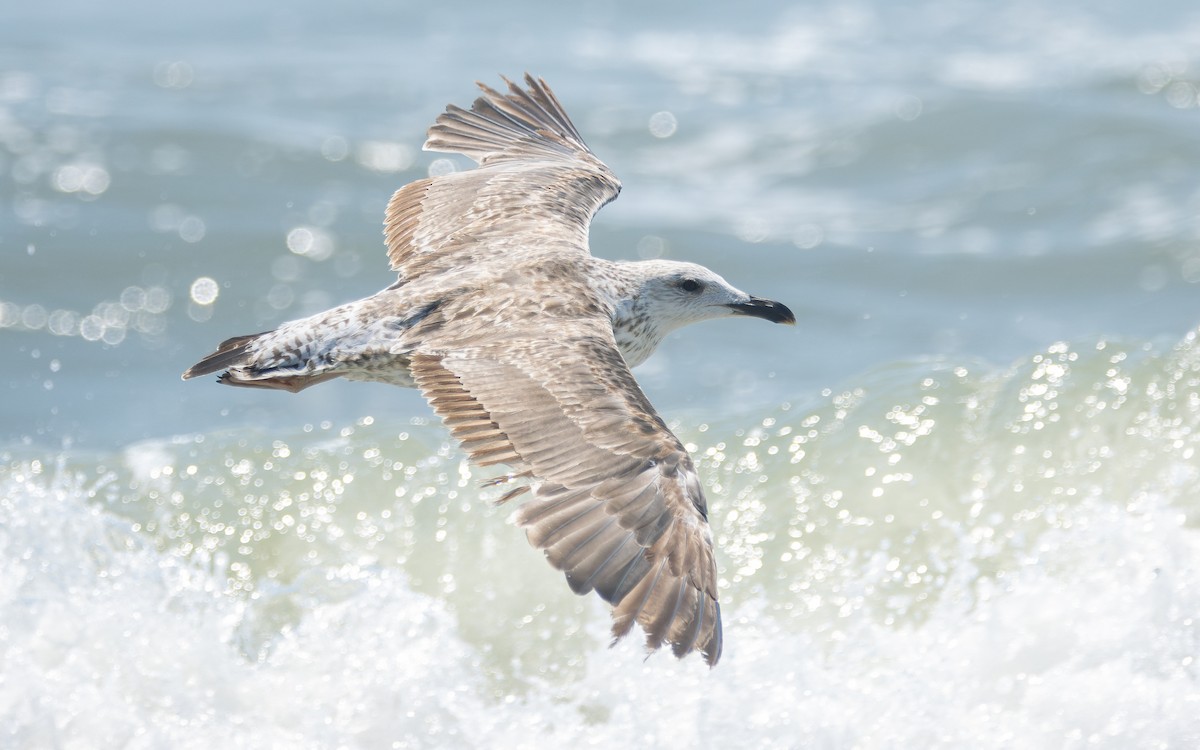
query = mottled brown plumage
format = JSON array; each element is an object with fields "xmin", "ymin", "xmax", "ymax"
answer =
[
  {"xmin": 184, "ymin": 74, "xmax": 795, "ymax": 666},
  {"xmin": 385, "ymin": 77, "xmax": 619, "ymax": 284}
]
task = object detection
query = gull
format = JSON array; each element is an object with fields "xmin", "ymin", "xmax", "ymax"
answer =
[{"xmin": 183, "ymin": 75, "xmax": 794, "ymax": 666}]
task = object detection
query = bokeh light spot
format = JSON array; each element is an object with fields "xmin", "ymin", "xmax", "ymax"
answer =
[
  {"xmin": 190, "ymin": 276, "xmax": 220, "ymax": 306},
  {"xmin": 649, "ymin": 111, "xmax": 678, "ymax": 138}
]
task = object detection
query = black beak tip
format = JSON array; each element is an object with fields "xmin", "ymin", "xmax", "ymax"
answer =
[{"xmin": 730, "ymin": 297, "xmax": 795, "ymax": 325}]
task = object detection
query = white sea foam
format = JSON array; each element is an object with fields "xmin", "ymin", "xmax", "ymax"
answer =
[
  {"xmin": 2, "ymin": 464, "xmax": 1197, "ymax": 748},
  {"xmin": 3, "ymin": 332, "xmax": 1199, "ymax": 747}
]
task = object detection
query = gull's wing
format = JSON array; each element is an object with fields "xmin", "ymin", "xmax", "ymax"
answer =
[
  {"xmin": 409, "ymin": 323, "xmax": 723, "ymax": 666},
  {"xmin": 385, "ymin": 74, "xmax": 621, "ymax": 282}
]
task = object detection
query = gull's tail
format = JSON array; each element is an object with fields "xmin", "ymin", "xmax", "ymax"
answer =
[
  {"xmin": 183, "ymin": 303, "xmax": 361, "ymax": 393},
  {"xmin": 181, "ymin": 325, "xmax": 342, "ymax": 393},
  {"xmin": 182, "ymin": 297, "xmax": 437, "ymax": 393},
  {"xmin": 182, "ymin": 331, "xmax": 267, "ymax": 381}
]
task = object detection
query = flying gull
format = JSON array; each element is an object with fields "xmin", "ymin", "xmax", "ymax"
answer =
[{"xmin": 183, "ymin": 75, "xmax": 794, "ymax": 666}]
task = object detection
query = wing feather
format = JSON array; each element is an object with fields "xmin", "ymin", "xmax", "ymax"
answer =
[
  {"xmin": 384, "ymin": 74, "xmax": 621, "ymax": 282},
  {"xmin": 409, "ymin": 325, "xmax": 722, "ymax": 665}
]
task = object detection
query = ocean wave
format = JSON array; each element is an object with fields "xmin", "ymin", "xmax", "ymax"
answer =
[{"xmin": 3, "ymin": 330, "xmax": 1199, "ymax": 746}]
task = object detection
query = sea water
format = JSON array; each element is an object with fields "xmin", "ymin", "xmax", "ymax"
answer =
[{"xmin": 3, "ymin": 1, "xmax": 1200, "ymax": 747}]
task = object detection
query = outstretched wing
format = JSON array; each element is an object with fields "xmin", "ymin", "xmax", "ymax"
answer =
[
  {"xmin": 385, "ymin": 74, "xmax": 622, "ymax": 282},
  {"xmin": 409, "ymin": 321, "xmax": 723, "ymax": 666}
]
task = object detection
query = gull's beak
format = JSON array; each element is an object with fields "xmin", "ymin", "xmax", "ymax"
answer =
[{"xmin": 727, "ymin": 296, "xmax": 796, "ymax": 325}]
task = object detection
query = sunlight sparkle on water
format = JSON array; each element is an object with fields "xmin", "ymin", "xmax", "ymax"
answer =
[{"xmin": 189, "ymin": 277, "xmax": 219, "ymax": 306}]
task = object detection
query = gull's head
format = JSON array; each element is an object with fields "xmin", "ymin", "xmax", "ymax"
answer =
[
  {"xmin": 611, "ymin": 259, "xmax": 794, "ymax": 366},
  {"xmin": 627, "ymin": 260, "xmax": 795, "ymax": 327}
]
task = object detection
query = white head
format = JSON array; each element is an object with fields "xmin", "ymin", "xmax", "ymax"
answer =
[{"xmin": 608, "ymin": 259, "xmax": 794, "ymax": 367}]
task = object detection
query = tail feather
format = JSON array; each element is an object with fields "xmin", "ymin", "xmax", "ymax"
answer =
[
  {"xmin": 182, "ymin": 332, "xmax": 268, "ymax": 380},
  {"xmin": 217, "ymin": 370, "xmax": 340, "ymax": 393},
  {"xmin": 183, "ymin": 297, "xmax": 430, "ymax": 392},
  {"xmin": 183, "ymin": 329, "xmax": 340, "ymax": 393}
]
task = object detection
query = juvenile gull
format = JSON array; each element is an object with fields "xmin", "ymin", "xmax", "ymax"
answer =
[{"xmin": 183, "ymin": 75, "xmax": 794, "ymax": 666}]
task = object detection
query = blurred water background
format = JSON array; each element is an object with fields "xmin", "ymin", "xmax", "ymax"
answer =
[{"xmin": 3, "ymin": 1, "xmax": 1200, "ymax": 747}]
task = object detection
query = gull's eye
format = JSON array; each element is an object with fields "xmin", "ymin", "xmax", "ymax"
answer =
[{"xmin": 678, "ymin": 278, "xmax": 703, "ymax": 293}]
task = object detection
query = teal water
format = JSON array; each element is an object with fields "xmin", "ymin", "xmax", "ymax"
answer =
[{"xmin": 3, "ymin": 1, "xmax": 1200, "ymax": 747}]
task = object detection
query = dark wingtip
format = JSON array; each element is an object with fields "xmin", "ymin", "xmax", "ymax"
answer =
[{"xmin": 704, "ymin": 602, "xmax": 723, "ymax": 667}]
